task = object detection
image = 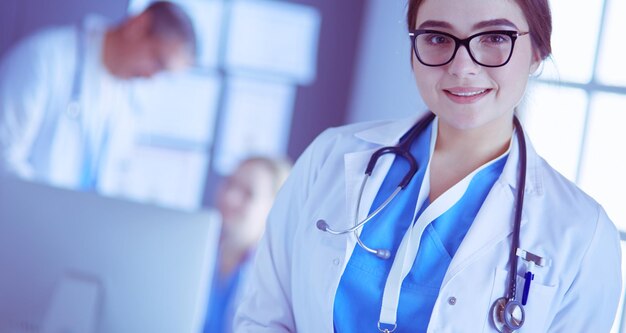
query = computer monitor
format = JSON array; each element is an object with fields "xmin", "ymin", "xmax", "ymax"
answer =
[{"xmin": 0, "ymin": 176, "xmax": 221, "ymax": 333}]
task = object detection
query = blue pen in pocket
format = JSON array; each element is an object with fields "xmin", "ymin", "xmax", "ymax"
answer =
[{"xmin": 522, "ymin": 271, "xmax": 534, "ymax": 306}]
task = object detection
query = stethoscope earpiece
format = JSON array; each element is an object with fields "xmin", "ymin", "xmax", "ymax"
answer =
[
  {"xmin": 316, "ymin": 219, "xmax": 330, "ymax": 232},
  {"xmin": 317, "ymin": 219, "xmax": 392, "ymax": 260},
  {"xmin": 375, "ymin": 249, "xmax": 391, "ymax": 260}
]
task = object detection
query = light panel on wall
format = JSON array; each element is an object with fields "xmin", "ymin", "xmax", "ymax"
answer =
[
  {"xmin": 132, "ymin": 71, "xmax": 221, "ymax": 145},
  {"xmin": 224, "ymin": 0, "xmax": 321, "ymax": 85},
  {"xmin": 213, "ymin": 75, "xmax": 296, "ymax": 175},
  {"xmin": 100, "ymin": 145, "xmax": 209, "ymax": 211}
]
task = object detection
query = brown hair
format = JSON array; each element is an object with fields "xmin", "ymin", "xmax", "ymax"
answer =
[
  {"xmin": 406, "ymin": 0, "xmax": 552, "ymax": 61},
  {"xmin": 241, "ymin": 157, "xmax": 293, "ymax": 195},
  {"xmin": 143, "ymin": 1, "xmax": 197, "ymax": 58}
]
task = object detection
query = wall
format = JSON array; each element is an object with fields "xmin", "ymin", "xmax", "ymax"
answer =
[
  {"xmin": 286, "ymin": 0, "xmax": 366, "ymax": 158},
  {"xmin": 0, "ymin": 0, "xmax": 128, "ymax": 58},
  {"xmin": 347, "ymin": 0, "xmax": 427, "ymax": 123}
]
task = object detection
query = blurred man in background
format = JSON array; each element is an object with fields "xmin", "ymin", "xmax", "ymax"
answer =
[
  {"xmin": 205, "ymin": 156, "xmax": 292, "ymax": 333},
  {"xmin": 0, "ymin": 1, "xmax": 196, "ymax": 190}
]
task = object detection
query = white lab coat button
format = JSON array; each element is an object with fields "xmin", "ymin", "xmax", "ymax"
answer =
[
  {"xmin": 333, "ymin": 258, "xmax": 341, "ymax": 265},
  {"xmin": 448, "ymin": 297, "xmax": 457, "ymax": 305}
]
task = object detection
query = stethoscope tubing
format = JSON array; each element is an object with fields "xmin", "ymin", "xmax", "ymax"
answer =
[
  {"xmin": 317, "ymin": 183, "xmax": 402, "ymax": 236},
  {"xmin": 317, "ymin": 112, "xmax": 528, "ymax": 332},
  {"xmin": 67, "ymin": 23, "xmax": 86, "ymax": 119},
  {"xmin": 507, "ymin": 116, "xmax": 527, "ymax": 300}
]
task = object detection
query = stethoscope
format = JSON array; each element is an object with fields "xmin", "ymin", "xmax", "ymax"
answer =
[
  {"xmin": 64, "ymin": 22, "xmax": 110, "ymax": 189},
  {"xmin": 317, "ymin": 112, "xmax": 528, "ymax": 332},
  {"xmin": 66, "ymin": 22, "xmax": 86, "ymax": 120}
]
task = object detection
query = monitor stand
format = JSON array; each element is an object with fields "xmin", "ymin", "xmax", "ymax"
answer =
[{"xmin": 41, "ymin": 272, "xmax": 101, "ymax": 333}]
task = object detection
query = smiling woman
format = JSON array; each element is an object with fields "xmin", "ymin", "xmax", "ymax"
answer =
[{"xmin": 232, "ymin": 0, "xmax": 622, "ymax": 332}]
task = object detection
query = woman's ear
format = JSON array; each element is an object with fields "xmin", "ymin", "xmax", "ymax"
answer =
[{"xmin": 529, "ymin": 50, "xmax": 542, "ymax": 75}]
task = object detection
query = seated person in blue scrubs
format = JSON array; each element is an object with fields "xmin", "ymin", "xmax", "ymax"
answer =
[{"xmin": 203, "ymin": 156, "xmax": 291, "ymax": 333}]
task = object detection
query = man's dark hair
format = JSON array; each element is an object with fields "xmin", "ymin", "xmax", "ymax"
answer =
[{"xmin": 144, "ymin": 1, "xmax": 197, "ymax": 60}]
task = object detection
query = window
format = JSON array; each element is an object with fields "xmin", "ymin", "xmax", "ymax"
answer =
[{"xmin": 522, "ymin": 0, "xmax": 626, "ymax": 331}]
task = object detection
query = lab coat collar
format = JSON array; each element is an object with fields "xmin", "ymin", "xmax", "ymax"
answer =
[
  {"xmin": 345, "ymin": 112, "xmax": 543, "ymax": 237},
  {"xmin": 352, "ymin": 112, "xmax": 542, "ymax": 196},
  {"xmin": 353, "ymin": 114, "xmax": 426, "ymax": 146},
  {"xmin": 344, "ymin": 112, "xmax": 428, "ymax": 226},
  {"xmin": 501, "ymin": 128, "xmax": 541, "ymax": 196},
  {"xmin": 345, "ymin": 114, "xmax": 544, "ymax": 286}
]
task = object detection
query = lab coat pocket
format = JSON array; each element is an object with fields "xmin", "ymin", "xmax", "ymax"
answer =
[{"xmin": 484, "ymin": 268, "xmax": 558, "ymax": 332}]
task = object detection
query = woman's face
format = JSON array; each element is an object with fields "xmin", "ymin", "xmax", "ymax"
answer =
[
  {"xmin": 216, "ymin": 161, "xmax": 275, "ymax": 241},
  {"xmin": 412, "ymin": 0, "xmax": 539, "ymax": 133}
]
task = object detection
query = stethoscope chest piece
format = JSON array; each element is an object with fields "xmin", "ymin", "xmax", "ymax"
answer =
[{"xmin": 491, "ymin": 297, "xmax": 525, "ymax": 332}]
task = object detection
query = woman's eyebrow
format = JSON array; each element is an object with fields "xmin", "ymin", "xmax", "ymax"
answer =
[
  {"xmin": 416, "ymin": 20, "xmax": 453, "ymax": 30},
  {"xmin": 473, "ymin": 18, "xmax": 519, "ymax": 30},
  {"xmin": 416, "ymin": 18, "xmax": 520, "ymax": 31}
]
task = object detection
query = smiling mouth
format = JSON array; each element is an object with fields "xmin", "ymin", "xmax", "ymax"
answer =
[
  {"xmin": 445, "ymin": 89, "xmax": 490, "ymax": 97},
  {"xmin": 443, "ymin": 88, "xmax": 492, "ymax": 104}
]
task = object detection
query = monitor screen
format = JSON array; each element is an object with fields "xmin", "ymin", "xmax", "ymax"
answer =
[{"xmin": 0, "ymin": 176, "xmax": 220, "ymax": 333}]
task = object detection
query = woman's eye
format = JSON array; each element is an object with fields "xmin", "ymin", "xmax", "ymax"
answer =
[
  {"xmin": 482, "ymin": 34, "xmax": 509, "ymax": 44},
  {"xmin": 427, "ymin": 34, "xmax": 452, "ymax": 45}
]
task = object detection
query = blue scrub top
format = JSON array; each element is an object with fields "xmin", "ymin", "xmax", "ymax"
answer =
[
  {"xmin": 203, "ymin": 253, "xmax": 248, "ymax": 333},
  {"xmin": 334, "ymin": 122, "xmax": 507, "ymax": 333}
]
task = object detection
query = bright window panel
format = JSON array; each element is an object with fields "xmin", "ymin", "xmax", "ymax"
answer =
[
  {"xmin": 177, "ymin": 0, "xmax": 224, "ymax": 69},
  {"xmin": 213, "ymin": 75, "xmax": 295, "ymax": 175},
  {"xmin": 579, "ymin": 93, "xmax": 626, "ymax": 230},
  {"xmin": 100, "ymin": 145, "xmax": 209, "ymax": 211},
  {"xmin": 597, "ymin": 0, "xmax": 626, "ymax": 86},
  {"xmin": 225, "ymin": 0, "xmax": 321, "ymax": 84},
  {"xmin": 522, "ymin": 83, "xmax": 587, "ymax": 181},
  {"xmin": 132, "ymin": 72, "xmax": 221, "ymax": 145},
  {"xmin": 539, "ymin": 0, "xmax": 603, "ymax": 83}
]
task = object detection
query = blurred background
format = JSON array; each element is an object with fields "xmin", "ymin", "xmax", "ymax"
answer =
[
  {"xmin": 0, "ymin": 0, "xmax": 423, "ymax": 212},
  {"xmin": 0, "ymin": 0, "xmax": 624, "ymax": 331}
]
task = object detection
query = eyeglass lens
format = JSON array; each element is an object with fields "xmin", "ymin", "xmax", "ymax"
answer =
[{"xmin": 414, "ymin": 32, "xmax": 514, "ymax": 67}]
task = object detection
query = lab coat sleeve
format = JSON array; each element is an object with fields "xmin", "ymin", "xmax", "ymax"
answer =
[
  {"xmin": 547, "ymin": 206, "xmax": 622, "ymax": 332},
  {"xmin": 0, "ymin": 32, "xmax": 53, "ymax": 178},
  {"xmin": 233, "ymin": 130, "xmax": 327, "ymax": 332}
]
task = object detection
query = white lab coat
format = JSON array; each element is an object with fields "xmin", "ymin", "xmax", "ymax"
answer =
[
  {"xmin": 234, "ymin": 113, "xmax": 622, "ymax": 332},
  {"xmin": 0, "ymin": 16, "xmax": 134, "ymax": 190}
]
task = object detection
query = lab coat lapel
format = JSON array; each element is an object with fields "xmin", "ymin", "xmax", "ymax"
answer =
[
  {"xmin": 442, "ymin": 130, "xmax": 537, "ymax": 286},
  {"xmin": 344, "ymin": 115, "xmax": 422, "ymax": 228},
  {"xmin": 442, "ymin": 181, "xmax": 517, "ymax": 285},
  {"xmin": 344, "ymin": 150, "xmax": 379, "ymax": 227}
]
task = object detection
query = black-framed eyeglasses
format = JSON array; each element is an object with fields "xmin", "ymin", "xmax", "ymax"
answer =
[{"xmin": 408, "ymin": 30, "xmax": 530, "ymax": 68}]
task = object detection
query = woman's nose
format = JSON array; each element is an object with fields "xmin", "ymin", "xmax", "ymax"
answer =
[{"xmin": 447, "ymin": 45, "xmax": 481, "ymax": 77}]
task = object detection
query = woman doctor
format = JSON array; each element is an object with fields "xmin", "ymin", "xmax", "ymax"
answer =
[{"xmin": 234, "ymin": 0, "xmax": 622, "ymax": 332}]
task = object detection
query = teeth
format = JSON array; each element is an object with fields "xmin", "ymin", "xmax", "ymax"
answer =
[{"xmin": 450, "ymin": 89, "xmax": 486, "ymax": 97}]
